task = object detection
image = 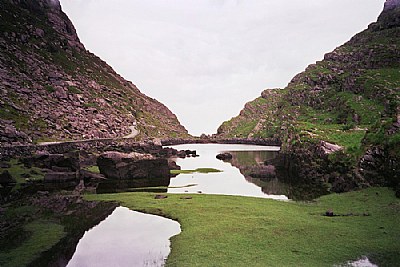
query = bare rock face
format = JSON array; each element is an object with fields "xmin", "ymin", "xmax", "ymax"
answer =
[
  {"xmin": 384, "ymin": 0, "xmax": 400, "ymax": 11},
  {"xmin": 97, "ymin": 151, "xmax": 170, "ymax": 180},
  {"xmin": 378, "ymin": 0, "xmax": 400, "ymax": 29},
  {"xmin": 320, "ymin": 141, "xmax": 343, "ymax": 155},
  {"xmin": 0, "ymin": 0, "xmax": 189, "ymax": 145}
]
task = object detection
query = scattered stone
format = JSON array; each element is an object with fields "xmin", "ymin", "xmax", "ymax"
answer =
[
  {"xmin": 320, "ymin": 141, "xmax": 343, "ymax": 155},
  {"xmin": 0, "ymin": 162, "xmax": 11, "ymax": 168},
  {"xmin": 168, "ymin": 160, "xmax": 181, "ymax": 170},
  {"xmin": 0, "ymin": 170, "xmax": 16, "ymax": 185},
  {"xmin": 325, "ymin": 209, "xmax": 334, "ymax": 217},
  {"xmin": 185, "ymin": 150, "xmax": 197, "ymax": 157},
  {"xmin": 180, "ymin": 196, "xmax": 193, "ymax": 200},
  {"xmin": 37, "ymin": 191, "xmax": 49, "ymax": 196},
  {"xmin": 44, "ymin": 172, "xmax": 78, "ymax": 182},
  {"xmin": 154, "ymin": 195, "xmax": 168, "ymax": 199},
  {"xmin": 21, "ymin": 173, "xmax": 31, "ymax": 178},
  {"xmin": 80, "ymin": 169, "xmax": 106, "ymax": 181},
  {"xmin": 34, "ymin": 28, "xmax": 45, "ymax": 38},
  {"xmin": 177, "ymin": 151, "xmax": 187, "ymax": 158}
]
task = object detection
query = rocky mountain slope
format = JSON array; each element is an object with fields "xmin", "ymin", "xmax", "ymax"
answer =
[
  {"xmin": 218, "ymin": 0, "xmax": 400, "ymax": 195},
  {"xmin": 0, "ymin": 0, "xmax": 189, "ymax": 145}
]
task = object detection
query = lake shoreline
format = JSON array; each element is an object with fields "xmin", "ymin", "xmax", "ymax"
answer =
[{"xmin": 87, "ymin": 187, "xmax": 400, "ymax": 266}]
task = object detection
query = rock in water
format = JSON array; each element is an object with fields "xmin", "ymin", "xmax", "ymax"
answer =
[
  {"xmin": 216, "ymin": 153, "xmax": 233, "ymax": 161},
  {"xmin": 97, "ymin": 151, "xmax": 170, "ymax": 180}
]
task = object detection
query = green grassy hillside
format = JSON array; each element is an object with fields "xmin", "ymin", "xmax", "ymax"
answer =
[{"xmin": 217, "ymin": 3, "xmax": 400, "ymax": 193}]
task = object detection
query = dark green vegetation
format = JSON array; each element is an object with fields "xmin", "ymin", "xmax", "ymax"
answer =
[
  {"xmin": 0, "ymin": 219, "xmax": 65, "ymax": 267},
  {"xmin": 170, "ymin": 168, "xmax": 222, "ymax": 175},
  {"xmin": 0, "ymin": 0, "xmax": 189, "ymax": 144},
  {"xmin": 86, "ymin": 188, "xmax": 400, "ymax": 267},
  {"xmin": 0, "ymin": 159, "xmax": 43, "ymax": 185},
  {"xmin": 217, "ymin": 5, "xmax": 400, "ymax": 195},
  {"xmin": 83, "ymin": 165, "xmax": 100, "ymax": 174}
]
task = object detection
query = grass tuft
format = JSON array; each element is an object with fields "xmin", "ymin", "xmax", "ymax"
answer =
[{"xmin": 170, "ymin": 168, "xmax": 223, "ymax": 175}]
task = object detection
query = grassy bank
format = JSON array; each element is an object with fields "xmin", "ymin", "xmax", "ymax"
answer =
[{"xmin": 86, "ymin": 188, "xmax": 400, "ymax": 267}]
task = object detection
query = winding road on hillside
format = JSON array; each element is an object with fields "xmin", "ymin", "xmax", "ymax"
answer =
[
  {"xmin": 38, "ymin": 123, "xmax": 139, "ymax": 146},
  {"xmin": 123, "ymin": 124, "xmax": 139, "ymax": 139}
]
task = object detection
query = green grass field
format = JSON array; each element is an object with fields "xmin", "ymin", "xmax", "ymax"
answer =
[{"xmin": 86, "ymin": 187, "xmax": 400, "ymax": 267}]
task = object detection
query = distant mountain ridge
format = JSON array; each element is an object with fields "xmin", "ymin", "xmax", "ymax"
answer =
[
  {"xmin": 0, "ymin": 0, "xmax": 189, "ymax": 145},
  {"xmin": 217, "ymin": 0, "xmax": 400, "ymax": 194}
]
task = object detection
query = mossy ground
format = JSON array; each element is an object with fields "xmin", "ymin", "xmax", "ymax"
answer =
[
  {"xmin": 86, "ymin": 187, "xmax": 400, "ymax": 267},
  {"xmin": 170, "ymin": 168, "xmax": 222, "ymax": 175},
  {"xmin": 0, "ymin": 159, "xmax": 43, "ymax": 190},
  {"xmin": 83, "ymin": 165, "xmax": 100, "ymax": 174}
]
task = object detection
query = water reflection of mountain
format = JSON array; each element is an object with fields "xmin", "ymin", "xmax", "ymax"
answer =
[
  {"xmin": 227, "ymin": 150, "xmax": 328, "ymax": 200},
  {"xmin": 227, "ymin": 151, "xmax": 290, "ymax": 197}
]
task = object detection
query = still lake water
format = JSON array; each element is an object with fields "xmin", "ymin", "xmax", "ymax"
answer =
[
  {"xmin": 167, "ymin": 144, "xmax": 287, "ymax": 200},
  {"xmin": 67, "ymin": 144, "xmax": 285, "ymax": 267},
  {"xmin": 67, "ymin": 207, "xmax": 181, "ymax": 267}
]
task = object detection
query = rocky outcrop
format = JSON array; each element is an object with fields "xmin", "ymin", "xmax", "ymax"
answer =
[
  {"xmin": 44, "ymin": 171, "xmax": 78, "ymax": 182},
  {"xmin": 320, "ymin": 141, "xmax": 343, "ymax": 155},
  {"xmin": 0, "ymin": 170, "xmax": 16, "ymax": 186},
  {"xmin": 384, "ymin": 0, "xmax": 400, "ymax": 10},
  {"xmin": 97, "ymin": 151, "xmax": 170, "ymax": 180},
  {"xmin": 0, "ymin": 0, "xmax": 188, "ymax": 145}
]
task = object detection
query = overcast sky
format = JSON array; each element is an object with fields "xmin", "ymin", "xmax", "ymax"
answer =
[{"xmin": 59, "ymin": 0, "xmax": 384, "ymax": 136}]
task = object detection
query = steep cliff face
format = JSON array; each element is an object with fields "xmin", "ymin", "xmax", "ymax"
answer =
[
  {"xmin": 218, "ymin": 1, "xmax": 400, "ymax": 194},
  {"xmin": 0, "ymin": 0, "xmax": 189, "ymax": 145}
]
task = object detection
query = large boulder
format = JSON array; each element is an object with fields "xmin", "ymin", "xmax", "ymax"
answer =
[
  {"xmin": 22, "ymin": 151, "xmax": 80, "ymax": 171},
  {"xmin": 97, "ymin": 151, "xmax": 170, "ymax": 180}
]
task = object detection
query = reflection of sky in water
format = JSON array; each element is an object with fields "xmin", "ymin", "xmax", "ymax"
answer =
[
  {"xmin": 336, "ymin": 256, "xmax": 378, "ymax": 267},
  {"xmin": 167, "ymin": 144, "xmax": 287, "ymax": 200},
  {"xmin": 67, "ymin": 207, "xmax": 181, "ymax": 267}
]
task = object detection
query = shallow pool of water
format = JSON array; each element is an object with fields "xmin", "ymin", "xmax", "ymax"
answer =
[
  {"xmin": 336, "ymin": 256, "xmax": 378, "ymax": 267},
  {"xmin": 67, "ymin": 206, "xmax": 181, "ymax": 267},
  {"xmin": 167, "ymin": 144, "xmax": 287, "ymax": 200}
]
